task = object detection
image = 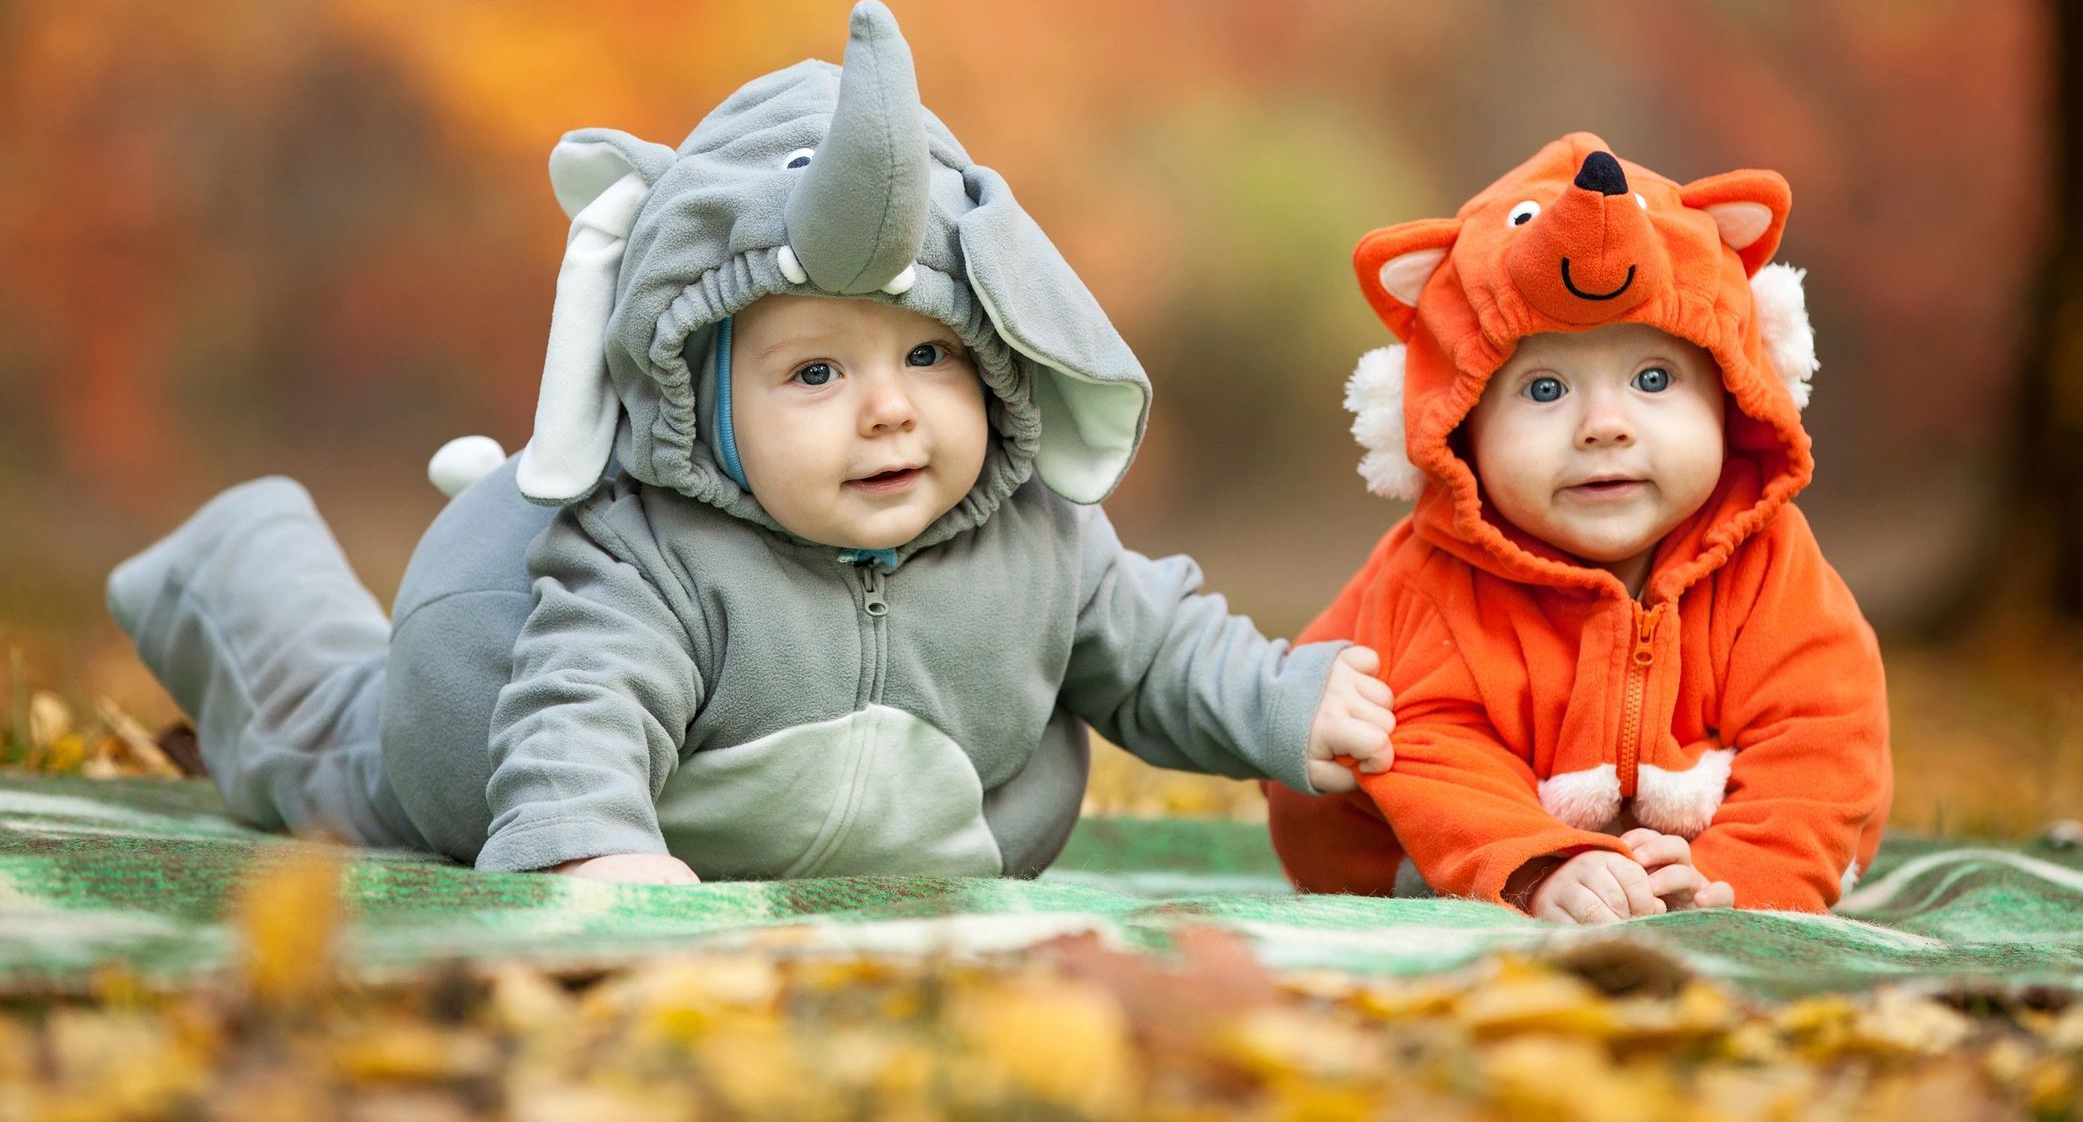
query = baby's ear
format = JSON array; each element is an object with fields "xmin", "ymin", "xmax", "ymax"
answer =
[
  {"xmin": 1353, "ymin": 219, "xmax": 1461, "ymax": 341},
  {"xmin": 1678, "ymin": 169, "xmax": 1791, "ymax": 276}
]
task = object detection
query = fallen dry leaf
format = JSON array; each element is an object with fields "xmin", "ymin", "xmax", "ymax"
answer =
[{"xmin": 233, "ymin": 845, "xmax": 346, "ymax": 1013}]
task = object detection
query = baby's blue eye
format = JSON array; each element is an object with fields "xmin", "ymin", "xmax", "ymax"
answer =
[
  {"xmin": 1633, "ymin": 367, "xmax": 1671, "ymax": 393},
  {"xmin": 906, "ymin": 343, "xmax": 946, "ymax": 367},
  {"xmin": 793, "ymin": 361, "xmax": 835, "ymax": 386},
  {"xmin": 1524, "ymin": 376, "xmax": 1565, "ymax": 403}
]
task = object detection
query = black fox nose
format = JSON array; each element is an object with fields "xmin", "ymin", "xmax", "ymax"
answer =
[{"xmin": 1573, "ymin": 151, "xmax": 1628, "ymax": 196}]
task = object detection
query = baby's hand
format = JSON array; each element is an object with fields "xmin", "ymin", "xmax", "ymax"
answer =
[
  {"xmin": 1619, "ymin": 829, "xmax": 1734, "ymax": 911},
  {"xmin": 1305, "ymin": 646, "xmax": 1395, "ymax": 793},
  {"xmin": 1529, "ymin": 850, "xmax": 1666, "ymax": 925},
  {"xmin": 550, "ymin": 853, "xmax": 702, "ymax": 885}
]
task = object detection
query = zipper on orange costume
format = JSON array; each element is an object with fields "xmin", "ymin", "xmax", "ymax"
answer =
[{"xmin": 1616, "ymin": 603, "xmax": 1663, "ymax": 797}]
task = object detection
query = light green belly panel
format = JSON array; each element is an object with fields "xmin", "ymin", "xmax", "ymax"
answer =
[{"xmin": 655, "ymin": 705, "xmax": 1003, "ymax": 880}]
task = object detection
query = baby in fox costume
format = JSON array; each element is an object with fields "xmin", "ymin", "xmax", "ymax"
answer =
[{"xmin": 1267, "ymin": 133, "xmax": 1891, "ymax": 922}]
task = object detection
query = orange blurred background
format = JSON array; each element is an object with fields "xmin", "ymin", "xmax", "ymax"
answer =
[{"xmin": 2, "ymin": 0, "xmax": 2073, "ymax": 833}]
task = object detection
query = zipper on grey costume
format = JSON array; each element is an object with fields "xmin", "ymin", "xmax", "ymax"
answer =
[{"xmin": 855, "ymin": 563, "xmax": 890, "ymax": 706}]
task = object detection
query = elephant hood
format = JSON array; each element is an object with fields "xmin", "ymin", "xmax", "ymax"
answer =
[{"xmin": 508, "ymin": 1, "xmax": 1150, "ymax": 560}]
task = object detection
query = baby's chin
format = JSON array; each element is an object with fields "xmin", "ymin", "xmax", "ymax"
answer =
[
  {"xmin": 819, "ymin": 504, "xmax": 958, "ymax": 552},
  {"xmin": 1537, "ymin": 515, "xmax": 1669, "ymax": 567}
]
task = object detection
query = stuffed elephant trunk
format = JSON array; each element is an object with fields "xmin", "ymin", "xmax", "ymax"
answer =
[{"xmin": 782, "ymin": 0, "xmax": 929, "ymax": 295}]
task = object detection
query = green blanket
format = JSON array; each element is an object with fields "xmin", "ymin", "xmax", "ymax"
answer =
[{"xmin": 3, "ymin": 775, "xmax": 2079, "ymax": 1000}]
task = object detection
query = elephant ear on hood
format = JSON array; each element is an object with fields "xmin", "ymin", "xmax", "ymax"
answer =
[
  {"xmin": 958, "ymin": 166, "xmax": 1148, "ymax": 504},
  {"xmin": 517, "ymin": 129, "xmax": 676, "ymax": 505}
]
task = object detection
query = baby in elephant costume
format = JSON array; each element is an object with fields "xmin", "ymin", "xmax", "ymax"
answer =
[{"xmin": 106, "ymin": 3, "xmax": 1395, "ymax": 883}]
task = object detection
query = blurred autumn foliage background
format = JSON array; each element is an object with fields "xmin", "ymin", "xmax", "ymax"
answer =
[{"xmin": 1, "ymin": 0, "xmax": 2076, "ymax": 833}]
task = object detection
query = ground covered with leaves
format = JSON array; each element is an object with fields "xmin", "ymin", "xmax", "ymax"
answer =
[
  {"xmin": 4, "ymin": 660, "xmax": 2083, "ymax": 1119},
  {"xmin": 0, "ymin": 846, "xmax": 2075, "ymax": 1121}
]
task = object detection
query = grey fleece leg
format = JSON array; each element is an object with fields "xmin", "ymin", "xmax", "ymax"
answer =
[{"xmin": 106, "ymin": 477, "xmax": 429, "ymax": 850}]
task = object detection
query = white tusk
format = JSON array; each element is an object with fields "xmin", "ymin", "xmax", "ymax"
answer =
[
  {"xmin": 880, "ymin": 264, "xmax": 918, "ymax": 295},
  {"xmin": 777, "ymin": 245, "xmax": 808, "ymax": 284}
]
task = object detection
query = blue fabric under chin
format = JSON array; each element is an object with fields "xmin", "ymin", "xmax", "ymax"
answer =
[
  {"xmin": 713, "ymin": 316, "xmax": 752, "ymax": 492},
  {"xmin": 836, "ymin": 548, "xmax": 900, "ymax": 572}
]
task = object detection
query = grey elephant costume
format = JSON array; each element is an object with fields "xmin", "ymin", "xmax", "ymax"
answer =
[{"xmin": 106, "ymin": 2, "xmax": 1345, "ymax": 876}]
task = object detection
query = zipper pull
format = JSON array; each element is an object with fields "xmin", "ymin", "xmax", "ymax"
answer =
[
  {"xmin": 1632, "ymin": 606, "xmax": 1660, "ymax": 667},
  {"xmin": 858, "ymin": 565, "xmax": 889, "ymax": 618}
]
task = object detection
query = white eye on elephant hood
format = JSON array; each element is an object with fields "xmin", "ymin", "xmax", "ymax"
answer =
[
  {"xmin": 1507, "ymin": 200, "xmax": 1540, "ymax": 227},
  {"xmin": 783, "ymin": 147, "xmax": 815, "ymax": 170}
]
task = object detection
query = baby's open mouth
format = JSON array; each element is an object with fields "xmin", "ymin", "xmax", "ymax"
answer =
[
  {"xmin": 847, "ymin": 467, "xmax": 924, "ymax": 493},
  {"xmin": 1563, "ymin": 478, "xmax": 1646, "ymax": 500}
]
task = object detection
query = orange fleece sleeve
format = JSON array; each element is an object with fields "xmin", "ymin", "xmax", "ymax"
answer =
[
  {"xmin": 1689, "ymin": 508, "xmax": 1891, "ymax": 911},
  {"xmin": 1359, "ymin": 593, "xmax": 1630, "ymax": 907}
]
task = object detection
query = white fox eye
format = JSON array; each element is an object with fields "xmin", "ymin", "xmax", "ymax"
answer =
[
  {"xmin": 783, "ymin": 147, "xmax": 815, "ymax": 170},
  {"xmin": 1507, "ymin": 200, "xmax": 1540, "ymax": 227}
]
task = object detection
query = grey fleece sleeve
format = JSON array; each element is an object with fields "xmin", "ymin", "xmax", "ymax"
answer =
[
  {"xmin": 1058, "ymin": 506, "xmax": 1344, "ymax": 794},
  {"xmin": 475, "ymin": 503, "xmax": 704, "ymax": 873}
]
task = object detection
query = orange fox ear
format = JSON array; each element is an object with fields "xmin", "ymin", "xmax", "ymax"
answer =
[
  {"xmin": 1354, "ymin": 218, "xmax": 1461, "ymax": 340},
  {"xmin": 1678, "ymin": 169, "xmax": 1791, "ymax": 276}
]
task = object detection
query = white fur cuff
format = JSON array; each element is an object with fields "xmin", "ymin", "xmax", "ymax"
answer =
[
  {"xmin": 1632, "ymin": 747, "xmax": 1735, "ymax": 838},
  {"xmin": 1539, "ymin": 764, "xmax": 1621, "ymax": 831}
]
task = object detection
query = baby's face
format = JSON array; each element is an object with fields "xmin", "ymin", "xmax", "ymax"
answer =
[
  {"xmin": 1464, "ymin": 324, "xmax": 1725, "ymax": 582},
  {"xmin": 730, "ymin": 294, "xmax": 990, "ymax": 551}
]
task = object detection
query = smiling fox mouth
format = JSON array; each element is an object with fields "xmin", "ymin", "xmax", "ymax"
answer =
[{"xmin": 1560, "ymin": 258, "xmax": 1636, "ymax": 301}]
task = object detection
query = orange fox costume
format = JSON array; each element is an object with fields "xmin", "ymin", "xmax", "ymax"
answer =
[{"xmin": 1267, "ymin": 133, "xmax": 1890, "ymax": 912}]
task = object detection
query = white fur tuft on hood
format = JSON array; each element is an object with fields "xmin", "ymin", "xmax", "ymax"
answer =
[
  {"xmin": 1345, "ymin": 345, "xmax": 1424, "ymax": 501},
  {"xmin": 1750, "ymin": 262, "xmax": 1818, "ymax": 410}
]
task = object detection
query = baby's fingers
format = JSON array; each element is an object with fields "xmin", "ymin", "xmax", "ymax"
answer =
[
  {"xmin": 1625, "ymin": 832, "xmax": 1693, "ymax": 872},
  {"xmin": 1609, "ymin": 863, "xmax": 1667, "ymax": 918},
  {"xmin": 1646, "ymin": 863, "xmax": 1708, "ymax": 906},
  {"xmin": 1324, "ymin": 717, "xmax": 1392, "ymax": 763},
  {"xmin": 1306, "ymin": 758, "xmax": 1359, "ymax": 794},
  {"xmin": 1335, "ymin": 645, "xmax": 1382, "ymax": 677},
  {"xmin": 1695, "ymin": 881, "xmax": 1735, "ymax": 909},
  {"xmin": 1555, "ymin": 884, "xmax": 1624, "ymax": 926},
  {"xmin": 1580, "ymin": 866, "xmax": 1635, "ymax": 920}
]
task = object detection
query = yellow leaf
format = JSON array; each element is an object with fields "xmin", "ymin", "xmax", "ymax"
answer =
[
  {"xmin": 36, "ymin": 733, "xmax": 88, "ymax": 774},
  {"xmin": 232, "ymin": 846, "xmax": 345, "ymax": 1011},
  {"xmin": 1480, "ymin": 1035, "xmax": 1677, "ymax": 1122},
  {"xmin": 332, "ymin": 1020, "xmax": 499, "ymax": 1082},
  {"xmin": 1773, "ymin": 994, "xmax": 1857, "ymax": 1058},
  {"xmin": 1214, "ymin": 1006, "xmax": 1385, "ymax": 1083},
  {"xmin": 27, "ymin": 689, "xmax": 71, "ymax": 749},
  {"xmin": 1848, "ymin": 989, "xmax": 1974, "ymax": 1056},
  {"xmin": 486, "ymin": 965, "xmax": 577, "ymax": 1041},
  {"xmin": 1345, "ymin": 977, "xmax": 1461, "ymax": 1020},
  {"xmin": 505, "ymin": 1077, "xmax": 695, "ymax": 1122},
  {"xmin": 95, "ymin": 697, "xmax": 184, "ymax": 777},
  {"xmin": 1454, "ymin": 957, "xmax": 1616, "ymax": 1038},
  {"xmin": 593, "ymin": 955, "xmax": 782, "ymax": 1043},
  {"xmin": 947, "ymin": 974, "xmax": 1138, "ymax": 1116}
]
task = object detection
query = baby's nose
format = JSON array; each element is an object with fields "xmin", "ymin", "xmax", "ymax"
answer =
[
  {"xmin": 1577, "ymin": 403, "xmax": 1635, "ymax": 445},
  {"xmin": 859, "ymin": 373, "xmax": 918, "ymax": 430}
]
